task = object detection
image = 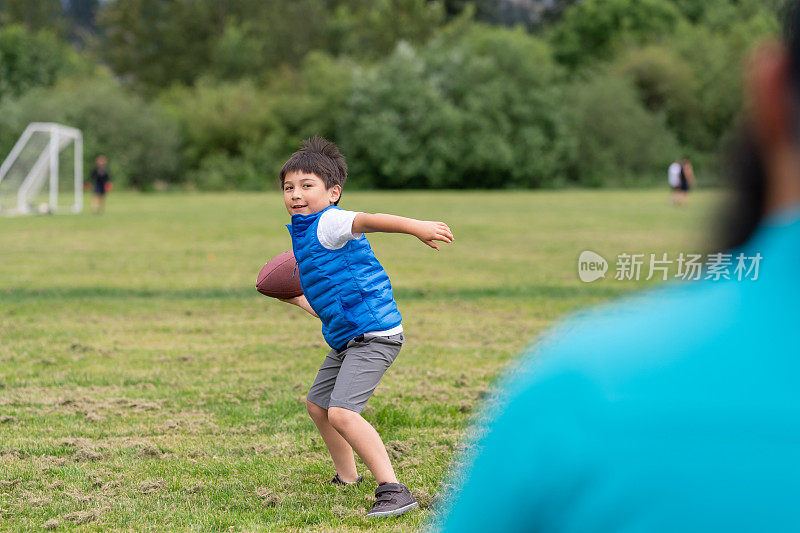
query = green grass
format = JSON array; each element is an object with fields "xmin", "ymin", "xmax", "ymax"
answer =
[{"xmin": 0, "ymin": 190, "xmax": 720, "ymax": 531}]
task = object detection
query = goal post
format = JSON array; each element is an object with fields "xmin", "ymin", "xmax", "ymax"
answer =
[{"xmin": 0, "ymin": 122, "xmax": 83, "ymax": 215}]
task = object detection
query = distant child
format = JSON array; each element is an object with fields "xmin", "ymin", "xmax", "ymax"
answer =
[
  {"xmin": 279, "ymin": 136, "xmax": 454, "ymax": 517},
  {"xmin": 90, "ymin": 155, "xmax": 111, "ymax": 214}
]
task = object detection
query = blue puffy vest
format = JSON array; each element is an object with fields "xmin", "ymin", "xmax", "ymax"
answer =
[{"xmin": 287, "ymin": 206, "xmax": 402, "ymax": 350}]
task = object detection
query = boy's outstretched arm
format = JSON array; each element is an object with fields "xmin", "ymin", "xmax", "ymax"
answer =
[
  {"xmin": 352, "ymin": 213, "xmax": 454, "ymax": 250},
  {"xmin": 279, "ymin": 294, "xmax": 319, "ymax": 318}
]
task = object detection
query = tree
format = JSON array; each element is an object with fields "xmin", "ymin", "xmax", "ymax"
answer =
[
  {"xmin": 96, "ymin": 0, "xmax": 229, "ymax": 89},
  {"xmin": 0, "ymin": 25, "xmax": 90, "ymax": 101},
  {"xmin": 612, "ymin": 45, "xmax": 704, "ymax": 148},
  {"xmin": 0, "ymin": 0, "xmax": 65, "ymax": 35},
  {"xmin": 548, "ymin": 0, "xmax": 681, "ymax": 69},
  {"xmin": 96, "ymin": 0, "xmax": 331, "ymax": 89},
  {"xmin": 564, "ymin": 71, "xmax": 679, "ymax": 186},
  {"xmin": 340, "ymin": 24, "xmax": 575, "ymax": 188},
  {"xmin": 326, "ymin": 0, "xmax": 446, "ymax": 59}
]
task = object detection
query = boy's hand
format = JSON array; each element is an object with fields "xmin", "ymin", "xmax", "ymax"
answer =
[{"xmin": 411, "ymin": 220, "xmax": 454, "ymax": 250}]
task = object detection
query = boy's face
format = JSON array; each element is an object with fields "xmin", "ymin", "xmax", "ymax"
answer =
[{"xmin": 283, "ymin": 171, "xmax": 341, "ymax": 216}]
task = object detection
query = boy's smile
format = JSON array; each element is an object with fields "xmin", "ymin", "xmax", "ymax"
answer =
[{"xmin": 283, "ymin": 171, "xmax": 341, "ymax": 216}]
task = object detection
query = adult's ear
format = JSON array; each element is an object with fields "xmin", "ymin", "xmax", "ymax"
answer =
[
  {"xmin": 745, "ymin": 40, "xmax": 800, "ymax": 215},
  {"xmin": 747, "ymin": 41, "xmax": 795, "ymax": 149}
]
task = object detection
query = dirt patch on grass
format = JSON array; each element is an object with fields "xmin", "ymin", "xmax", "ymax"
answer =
[
  {"xmin": 119, "ymin": 439, "xmax": 163, "ymax": 459},
  {"xmin": 63, "ymin": 509, "xmax": 99, "ymax": 525},
  {"xmin": 86, "ymin": 470, "xmax": 122, "ymax": 495},
  {"xmin": 165, "ymin": 409, "xmax": 215, "ymax": 433},
  {"xmin": 85, "ymin": 411, "xmax": 107, "ymax": 422},
  {"xmin": 0, "ymin": 479, "xmax": 22, "ymax": 491},
  {"xmin": 255, "ymin": 486, "xmax": 281, "ymax": 507},
  {"xmin": 399, "ymin": 457, "xmax": 423, "ymax": 469},
  {"xmin": 66, "ymin": 489, "xmax": 93, "ymax": 506},
  {"xmin": 412, "ymin": 488, "xmax": 435, "ymax": 509},
  {"xmin": 60, "ymin": 437, "xmax": 105, "ymax": 462},
  {"xmin": 385, "ymin": 439, "xmax": 415, "ymax": 461},
  {"xmin": 26, "ymin": 494, "xmax": 52, "ymax": 507},
  {"xmin": 186, "ymin": 483, "xmax": 205, "ymax": 494},
  {"xmin": 138, "ymin": 479, "xmax": 166, "ymax": 494},
  {"xmin": 73, "ymin": 447, "xmax": 103, "ymax": 462},
  {"xmin": 331, "ymin": 503, "xmax": 363, "ymax": 518},
  {"xmin": 48, "ymin": 392, "xmax": 165, "ymax": 419},
  {"xmin": 36, "ymin": 455, "xmax": 70, "ymax": 471},
  {"xmin": 1, "ymin": 448, "xmax": 27, "ymax": 460},
  {"xmin": 112, "ymin": 397, "xmax": 162, "ymax": 412}
]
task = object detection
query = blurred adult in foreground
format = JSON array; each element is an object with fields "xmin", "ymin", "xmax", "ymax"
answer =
[{"xmin": 440, "ymin": 5, "xmax": 800, "ymax": 532}]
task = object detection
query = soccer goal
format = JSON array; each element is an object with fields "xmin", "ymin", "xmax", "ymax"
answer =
[{"xmin": 0, "ymin": 122, "xmax": 83, "ymax": 215}]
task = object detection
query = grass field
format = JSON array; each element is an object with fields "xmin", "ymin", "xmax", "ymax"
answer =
[{"xmin": 0, "ymin": 189, "xmax": 720, "ymax": 531}]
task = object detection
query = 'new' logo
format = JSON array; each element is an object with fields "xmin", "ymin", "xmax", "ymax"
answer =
[{"xmin": 578, "ymin": 251, "xmax": 608, "ymax": 282}]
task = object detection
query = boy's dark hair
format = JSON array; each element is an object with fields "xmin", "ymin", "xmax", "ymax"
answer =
[{"xmin": 280, "ymin": 136, "xmax": 347, "ymax": 205}]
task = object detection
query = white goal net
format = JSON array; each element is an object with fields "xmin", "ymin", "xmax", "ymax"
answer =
[{"xmin": 0, "ymin": 122, "xmax": 83, "ymax": 215}]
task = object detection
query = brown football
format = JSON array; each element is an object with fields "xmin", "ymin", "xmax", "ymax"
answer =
[{"xmin": 256, "ymin": 251, "xmax": 303, "ymax": 299}]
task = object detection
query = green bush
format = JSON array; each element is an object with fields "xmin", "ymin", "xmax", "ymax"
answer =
[
  {"xmin": 611, "ymin": 45, "xmax": 704, "ymax": 149},
  {"xmin": 189, "ymin": 152, "xmax": 260, "ymax": 191},
  {"xmin": 666, "ymin": 18, "xmax": 775, "ymax": 155},
  {"xmin": 339, "ymin": 41, "xmax": 460, "ymax": 188},
  {"xmin": 563, "ymin": 71, "xmax": 679, "ymax": 186},
  {"xmin": 548, "ymin": 0, "xmax": 681, "ymax": 69},
  {"xmin": 0, "ymin": 24, "xmax": 93, "ymax": 101},
  {"xmin": 160, "ymin": 79, "xmax": 276, "ymax": 169},
  {"xmin": 160, "ymin": 53, "xmax": 356, "ymax": 191},
  {"xmin": 339, "ymin": 24, "xmax": 575, "ymax": 189},
  {"xmin": 424, "ymin": 24, "xmax": 574, "ymax": 187},
  {"xmin": 326, "ymin": 0, "xmax": 446, "ymax": 59},
  {"xmin": 0, "ymin": 77, "xmax": 182, "ymax": 189}
]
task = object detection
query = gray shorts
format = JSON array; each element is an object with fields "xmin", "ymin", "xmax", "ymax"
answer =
[{"xmin": 307, "ymin": 332, "xmax": 404, "ymax": 413}]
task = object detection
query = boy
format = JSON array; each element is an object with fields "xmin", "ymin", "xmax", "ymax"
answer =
[{"xmin": 279, "ymin": 137, "xmax": 453, "ymax": 517}]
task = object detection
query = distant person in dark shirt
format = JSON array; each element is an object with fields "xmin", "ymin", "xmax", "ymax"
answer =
[
  {"xmin": 90, "ymin": 155, "xmax": 111, "ymax": 214},
  {"xmin": 679, "ymin": 156, "xmax": 696, "ymax": 195}
]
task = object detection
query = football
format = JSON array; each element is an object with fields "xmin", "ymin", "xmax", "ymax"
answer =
[{"xmin": 256, "ymin": 251, "xmax": 303, "ymax": 299}]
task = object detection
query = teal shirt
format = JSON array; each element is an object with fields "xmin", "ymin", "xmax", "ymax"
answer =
[{"xmin": 441, "ymin": 207, "xmax": 800, "ymax": 532}]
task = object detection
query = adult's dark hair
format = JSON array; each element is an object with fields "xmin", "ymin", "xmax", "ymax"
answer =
[
  {"xmin": 714, "ymin": 131, "xmax": 766, "ymax": 251},
  {"xmin": 279, "ymin": 136, "xmax": 347, "ymax": 205},
  {"xmin": 714, "ymin": 2, "xmax": 800, "ymax": 251}
]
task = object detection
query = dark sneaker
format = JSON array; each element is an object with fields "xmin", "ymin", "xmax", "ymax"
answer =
[
  {"xmin": 366, "ymin": 482, "xmax": 418, "ymax": 517},
  {"xmin": 330, "ymin": 473, "xmax": 363, "ymax": 486}
]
